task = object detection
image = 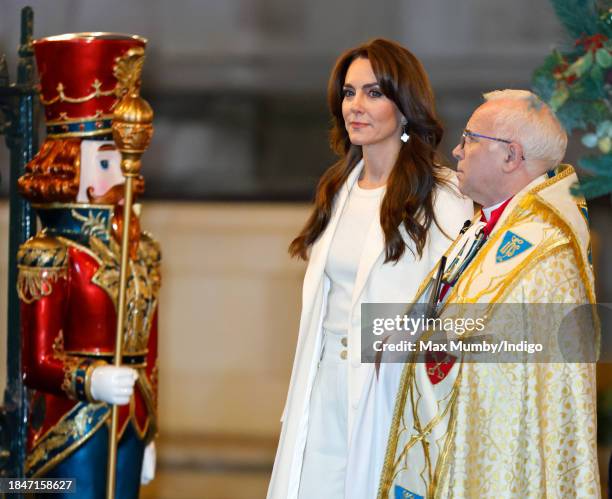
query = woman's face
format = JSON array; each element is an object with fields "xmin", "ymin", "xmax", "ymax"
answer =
[{"xmin": 341, "ymin": 57, "xmax": 403, "ymax": 148}]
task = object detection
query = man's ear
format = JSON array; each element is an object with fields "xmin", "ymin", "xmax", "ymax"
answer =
[{"xmin": 502, "ymin": 143, "xmax": 524, "ymax": 173}]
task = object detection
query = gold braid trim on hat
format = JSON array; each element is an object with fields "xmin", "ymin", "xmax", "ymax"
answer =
[{"xmin": 39, "ymin": 79, "xmax": 117, "ymax": 106}]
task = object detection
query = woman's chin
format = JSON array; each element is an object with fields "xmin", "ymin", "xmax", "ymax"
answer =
[{"xmin": 348, "ymin": 135, "xmax": 370, "ymax": 147}]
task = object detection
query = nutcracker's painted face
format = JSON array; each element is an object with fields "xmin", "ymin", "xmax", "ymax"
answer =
[{"xmin": 77, "ymin": 140, "xmax": 124, "ymax": 204}]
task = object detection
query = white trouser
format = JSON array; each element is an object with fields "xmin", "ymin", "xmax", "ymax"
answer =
[{"xmin": 298, "ymin": 329, "xmax": 348, "ymax": 499}]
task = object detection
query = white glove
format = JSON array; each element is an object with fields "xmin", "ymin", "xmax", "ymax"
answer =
[
  {"xmin": 90, "ymin": 365, "xmax": 138, "ymax": 405},
  {"xmin": 140, "ymin": 442, "xmax": 156, "ymax": 485}
]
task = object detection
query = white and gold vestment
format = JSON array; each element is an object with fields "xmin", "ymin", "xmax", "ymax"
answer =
[{"xmin": 378, "ymin": 165, "xmax": 600, "ymax": 498}]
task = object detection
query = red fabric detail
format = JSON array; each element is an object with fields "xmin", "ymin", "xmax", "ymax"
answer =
[
  {"xmin": 33, "ymin": 35, "xmax": 146, "ymax": 123},
  {"xmin": 425, "ymin": 352, "xmax": 457, "ymax": 384},
  {"xmin": 21, "ymin": 275, "xmax": 70, "ymax": 397},
  {"xmin": 481, "ymin": 197, "xmax": 513, "ymax": 236},
  {"xmin": 64, "ymin": 248, "xmax": 117, "ymax": 353},
  {"xmin": 438, "ymin": 282, "xmax": 451, "ymax": 303}
]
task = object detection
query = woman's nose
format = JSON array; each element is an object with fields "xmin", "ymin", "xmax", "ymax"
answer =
[{"xmin": 350, "ymin": 91, "xmax": 365, "ymax": 113}]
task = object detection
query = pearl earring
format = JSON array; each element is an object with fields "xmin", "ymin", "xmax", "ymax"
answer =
[{"xmin": 401, "ymin": 126, "xmax": 409, "ymax": 143}]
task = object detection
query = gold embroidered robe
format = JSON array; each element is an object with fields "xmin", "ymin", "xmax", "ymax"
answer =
[{"xmin": 378, "ymin": 166, "xmax": 600, "ymax": 498}]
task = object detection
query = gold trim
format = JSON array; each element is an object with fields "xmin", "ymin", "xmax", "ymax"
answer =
[
  {"xmin": 52, "ymin": 331, "xmax": 73, "ymax": 400},
  {"xmin": 33, "ymin": 202, "xmax": 116, "ymax": 211},
  {"xmin": 35, "ymin": 32, "xmax": 147, "ymax": 44},
  {"xmin": 27, "ymin": 402, "xmax": 109, "ymax": 477},
  {"xmin": 56, "ymin": 236, "xmax": 102, "ymax": 266},
  {"xmin": 84, "ymin": 360, "xmax": 106, "ymax": 403},
  {"xmin": 377, "ymin": 363, "xmax": 410, "ymax": 498},
  {"xmin": 46, "ymin": 111, "xmax": 113, "ymax": 126},
  {"xmin": 376, "ymin": 218, "xmax": 482, "ymax": 497},
  {"xmin": 60, "ymin": 357, "xmax": 81, "ymax": 399},
  {"xmin": 16, "ymin": 236, "xmax": 69, "ymax": 304},
  {"xmin": 114, "ymin": 400, "xmax": 151, "ymax": 442},
  {"xmin": 136, "ymin": 370, "xmax": 158, "ymax": 443},
  {"xmin": 431, "ymin": 385, "xmax": 460, "ymax": 499},
  {"xmin": 30, "ymin": 405, "xmax": 150, "ymax": 478},
  {"xmin": 40, "ymin": 80, "xmax": 117, "ymax": 106},
  {"xmin": 65, "ymin": 350, "xmax": 148, "ymax": 358},
  {"xmin": 17, "ymin": 266, "xmax": 68, "ymax": 304},
  {"xmin": 377, "ymin": 358, "xmax": 464, "ymax": 498},
  {"xmin": 31, "ymin": 412, "xmax": 108, "ymax": 478},
  {"xmin": 47, "ymin": 128, "xmax": 112, "ymax": 139},
  {"xmin": 529, "ymin": 163, "xmax": 574, "ymax": 194},
  {"xmin": 491, "ymin": 242, "xmax": 572, "ymax": 305},
  {"xmin": 70, "ymin": 209, "xmax": 111, "ymax": 240},
  {"xmin": 449, "ymin": 231, "xmax": 569, "ymax": 306},
  {"xmin": 528, "ymin": 195, "xmax": 595, "ymax": 304},
  {"xmin": 51, "ymin": 331, "xmax": 101, "ymax": 402}
]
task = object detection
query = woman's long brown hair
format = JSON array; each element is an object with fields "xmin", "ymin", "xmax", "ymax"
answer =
[{"xmin": 289, "ymin": 38, "xmax": 450, "ymax": 263}]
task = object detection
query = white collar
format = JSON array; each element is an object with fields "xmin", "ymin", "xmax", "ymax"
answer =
[{"xmin": 482, "ymin": 198, "xmax": 510, "ymax": 222}]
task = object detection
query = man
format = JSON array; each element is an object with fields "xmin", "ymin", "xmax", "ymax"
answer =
[{"xmin": 375, "ymin": 90, "xmax": 599, "ymax": 498}]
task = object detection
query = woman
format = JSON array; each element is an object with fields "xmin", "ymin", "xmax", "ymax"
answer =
[{"xmin": 267, "ymin": 38, "xmax": 473, "ymax": 499}]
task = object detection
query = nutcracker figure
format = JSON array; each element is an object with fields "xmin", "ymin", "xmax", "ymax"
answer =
[{"xmin": 15, "ymin": 33, "xmax": 160, "ymax": 498}]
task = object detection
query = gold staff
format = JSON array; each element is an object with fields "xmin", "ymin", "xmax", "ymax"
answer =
[{"xmin": 106, "ymin": 46, "xmax": 154, "ymax": 499}]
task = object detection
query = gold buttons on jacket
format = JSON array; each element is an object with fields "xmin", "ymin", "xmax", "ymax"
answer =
[
  {"xmin": 341, "ymin": 337, "xmax": 348, "ymax": 347},
  {"xmin": 340, "ymin": 350, "xmax": 347, "ymax": 360}
]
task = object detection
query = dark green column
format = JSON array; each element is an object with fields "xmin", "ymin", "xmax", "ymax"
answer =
[{"xmin": 0, "ymin": 7, "xmax": 37, "ymax": 486}]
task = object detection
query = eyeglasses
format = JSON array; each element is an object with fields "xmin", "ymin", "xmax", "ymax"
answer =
[{"xmin": 460, "ymin": 129, "xmax": 525, "ymax": 160}]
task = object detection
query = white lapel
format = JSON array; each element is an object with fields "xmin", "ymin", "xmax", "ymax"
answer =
[
  {"xmin": 350, "ymin": 202, "xmax": 385, "ymax": 308},
  {"xmin": 301, "ymin": 160, "xmax": 365, "ymax": 308}
]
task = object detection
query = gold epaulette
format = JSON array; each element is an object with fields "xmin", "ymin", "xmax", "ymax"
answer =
[
  {"xmin": 17, "ymin": 235, "xmax": 68, "ymax": 304},
  {"xmin": 140, "ymin": 231, "xmax": 161, "ymax": 293},
  {"xmin": 140, "ymin": 231, "xmax": 161, "ymax": 264}
]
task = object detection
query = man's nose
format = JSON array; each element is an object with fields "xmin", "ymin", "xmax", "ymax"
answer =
[{"xmin": 452, "ymin": 143, "xmax": 464, "ymax": 161}]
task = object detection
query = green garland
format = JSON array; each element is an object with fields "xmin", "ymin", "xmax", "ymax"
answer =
[{"xmin": 532, "ymin": 0, "xmax": 612, "ymax": 198}]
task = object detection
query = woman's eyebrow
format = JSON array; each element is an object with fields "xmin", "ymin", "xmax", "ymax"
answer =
[{"xmin": 342, "ymin": 82, "xmax": 379, "ymax": 89}]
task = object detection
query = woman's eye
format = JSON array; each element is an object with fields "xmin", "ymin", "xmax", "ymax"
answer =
[
  {"xmin": 343, "ymin": 88, "xmax": 354, "ymax": 97},
  {"xmin": 100, "ymin": 159, "xmax": 109, "ymax": 170},
  {"xmin": 369, "ymin": 89, "xmax": 383, "ymax": 98}
]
